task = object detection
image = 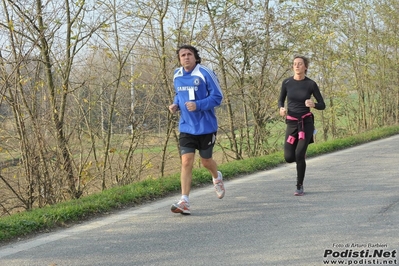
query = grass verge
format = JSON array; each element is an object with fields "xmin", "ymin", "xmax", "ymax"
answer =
[{"xmin": 1, "ymin": 125, "xmax": 399, "ymax": 244}]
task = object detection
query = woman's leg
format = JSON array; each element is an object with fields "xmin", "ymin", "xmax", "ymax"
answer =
[
  {"xmin": 284, "ymin": 123, "xmax": 297, "ymax": 163},
  {"xmin": 294, "ymin": 122, "xmax": 315, "ymax": 187}
]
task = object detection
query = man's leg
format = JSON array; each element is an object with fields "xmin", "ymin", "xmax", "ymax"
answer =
[
  {"xmin": 200, "ymin": 147, "xmax": 225, "ymax": 199},
  {"xmin": 181, "ymin": 152, "xmax": 195, "ymax": 196},
  {"xmin": 171, "ymin": 151, "xmax": 195, "ymax": 214},
  {"xmin": 201, "ymin": 157, "xmax": 218, "ymax": 178}
]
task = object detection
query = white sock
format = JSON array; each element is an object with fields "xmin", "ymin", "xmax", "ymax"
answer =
[
  {"xmin": 181, "ymin": 195, "xmax": 189, "ymax": 203},
  {"xmin": 213, "ymin": 171, "xmax": 222, "ymax": 181}
]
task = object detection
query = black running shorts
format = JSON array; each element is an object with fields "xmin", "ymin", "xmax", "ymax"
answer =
[{"xmin": 179, "ymin": 132, "xmax": 217, "ymax": 159}]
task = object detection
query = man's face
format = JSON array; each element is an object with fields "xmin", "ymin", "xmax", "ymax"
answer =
[{"xmin": 179, "ymin": 48, "xmax": 197, "ymax": 71}]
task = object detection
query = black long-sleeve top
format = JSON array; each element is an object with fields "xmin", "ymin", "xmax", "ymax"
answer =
[{"xmin": 278, "ymin": 76, "xmax": 326, "ymax": 117}]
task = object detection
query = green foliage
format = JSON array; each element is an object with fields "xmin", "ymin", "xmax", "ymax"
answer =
[
  {"xmin": 1, "ymin": 126, "xmax": 399, "ymax": 244},
  {"xmin": 307, "ymin": 126, "xmax": 399, "ymax": 156}
]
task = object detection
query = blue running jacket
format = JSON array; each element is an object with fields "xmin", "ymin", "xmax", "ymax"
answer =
[{"xmin": 173, "ymin": 64, "xmax": 223, "ymax": 135}]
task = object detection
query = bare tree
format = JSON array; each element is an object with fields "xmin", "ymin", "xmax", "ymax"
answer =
[{"xmin": 0, "ymin": 0, "xmax": 109, "ymax": 209}]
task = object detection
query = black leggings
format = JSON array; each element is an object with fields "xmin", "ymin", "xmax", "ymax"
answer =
[{"xmin": 284, "ymin": 119, "xmax": 314, "ymax": 187}]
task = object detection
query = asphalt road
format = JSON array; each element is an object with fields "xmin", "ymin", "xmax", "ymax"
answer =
[{"xmin": 0, "ymin": 135, "xmax": 398, "ymax": 266}]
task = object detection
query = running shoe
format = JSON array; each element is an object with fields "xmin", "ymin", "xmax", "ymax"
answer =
[
  {"xmin": 171, "ymin": 199, "xmax": 191, "ymax": 215},
  {"xmin": 294, "ymin": 185, "xmax": 304, "ymax": 196},
  {"xmin": 213, "ymin": 171, "xmax": 225, "ymax": 199}
]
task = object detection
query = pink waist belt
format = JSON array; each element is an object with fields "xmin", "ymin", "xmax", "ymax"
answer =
[{"xmin": 286, "ymin": 112, "xmax": 312, "ymax": 144}]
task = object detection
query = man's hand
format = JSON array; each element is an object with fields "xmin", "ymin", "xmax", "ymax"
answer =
[
  {"xmin": 185, "ymin": 101, "xmax": 197, "ymax": 112},
  {"xmin": 169, "ymin": 104, "xmax": 179, "ymax": 114}
]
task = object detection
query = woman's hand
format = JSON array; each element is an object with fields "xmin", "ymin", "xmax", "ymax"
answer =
[
  {"xmin": 279, "ymin": 107, "xmax": 286, "ymax": 117},
  {"xmin": 305, "ymin": 99, "xmax": 315, "ymax": 108}
]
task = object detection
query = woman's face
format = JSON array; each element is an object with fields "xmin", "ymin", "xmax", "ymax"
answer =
[{"xmin": 293, "ymin": 58, "xmax": 307, "ymax": 75}]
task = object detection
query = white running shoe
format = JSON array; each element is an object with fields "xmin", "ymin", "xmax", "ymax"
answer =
[
  {"xmin": 171, "ymin": 199, "xmax": 191, "ymax": 215},
  {"xmin": 213, "ymin": 171, "xmax": 225, "ymax": 199}
]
